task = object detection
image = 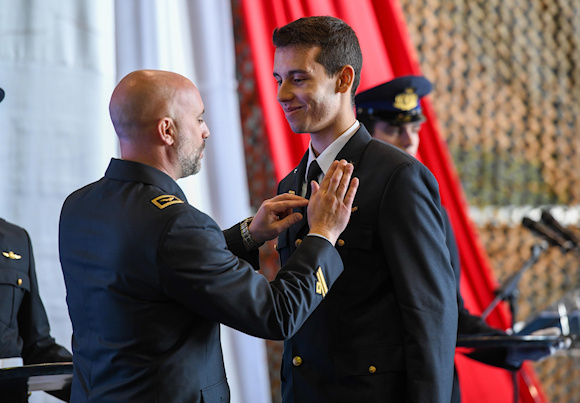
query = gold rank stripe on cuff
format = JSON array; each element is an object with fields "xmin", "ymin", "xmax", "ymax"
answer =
[
  {"xmin": 2, "ymin": 251, "xmax": 21, "ymax": 260},
  {"xmin": 316, "ymin": 267, "xmax": 328, "ymax": 297}
]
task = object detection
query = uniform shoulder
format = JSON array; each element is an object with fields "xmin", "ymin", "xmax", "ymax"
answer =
[{"xmin": 367, "ymin": 138, "xmax": 419, "ymax": 165}]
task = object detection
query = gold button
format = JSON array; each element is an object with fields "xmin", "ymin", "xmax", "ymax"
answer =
[
  {"xmin": 337, "ymin": 239, "xmax": 345, "ymax": 247},
  {"xmin": 295, "ymin": 239, "xmax": 302, "ymax": 247},
  {"xmin": 368, "ymin": 366, "xmax": 376, "ymax": 374},
  {"xmin": 292, "ymin": 356, "xmax": 303, "ymax": 367},
  {"xmin": 17, "ymin": 278, "xmax": 22, "ymax": 286}
]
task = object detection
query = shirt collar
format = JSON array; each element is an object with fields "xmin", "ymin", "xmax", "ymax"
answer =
[{"xmin": 306, "ymin": 120, "xmax": 360, "ymax": 179}]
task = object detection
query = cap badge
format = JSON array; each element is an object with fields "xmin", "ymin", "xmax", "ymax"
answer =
[{"xmin": 393, "ymin": 88, "xmax": 419, "ymax": 111}]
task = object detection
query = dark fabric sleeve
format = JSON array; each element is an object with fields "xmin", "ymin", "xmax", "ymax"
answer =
[
  {"xmin": 158, "ymin": 211, "xmax": 344, "ymax": 340},
  {"xmin": 223, "ymin": 223, "xmax": 260, "ymax": 270},
  {"xmin": 17, "ymin": 230, "xmax": 72, "ymax": 401},
  {"xmin": 379, "ymin": 162, "xmax": 458, "ymax": 403}
]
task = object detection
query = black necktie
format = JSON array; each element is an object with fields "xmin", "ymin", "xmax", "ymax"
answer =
[{"xmin": 305, "ymin": 160, "xmax": 322, "ymax": 200}]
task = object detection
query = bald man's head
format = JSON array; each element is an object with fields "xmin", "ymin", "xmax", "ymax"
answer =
[
  {"xmin": 108, "ymin": 70, "xmax": 210, "ymax": 180},
  {"xmin": 109, "ymin": 70, "xmax": 195, "ymax": 140}
]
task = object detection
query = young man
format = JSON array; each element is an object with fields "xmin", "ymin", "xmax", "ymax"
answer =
[
  {"xmin": 58, "ymin": 70, "xmax": 358, "ymax": 402},
  {"xmin": 272, "ymin": 17, "xmax": 457, "ymax": 403}
]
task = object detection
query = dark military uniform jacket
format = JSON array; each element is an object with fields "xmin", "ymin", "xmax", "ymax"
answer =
[
  {"xmin": 0, "ymin": 218, "xmax": 73, "ymax": 401},
  {"xmin": 59, "ymin": 158, "xmax": 343, "ymax": 403},
  {"xmin": 277, "ymin": 126, "xmax": 458, "ymax": 403}
]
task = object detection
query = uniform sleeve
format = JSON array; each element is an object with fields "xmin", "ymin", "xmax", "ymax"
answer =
[
  {"xmin": 378, "ymin": 162, "xmax": 458, "ymax": 403},
  {"xmin": 157, "ymin": 210, "xmax": 343, "ymax": 340},
  {"xmin": 17, "ymin": 231, "xmax": 72, "ymax": 402},
  {"xmin": 17, "ymin": 231, "xmax": 72, "ymax": 365},
  {"xmin": 223, "ymin": 222, "xmax": 259, "ymax": 269}
]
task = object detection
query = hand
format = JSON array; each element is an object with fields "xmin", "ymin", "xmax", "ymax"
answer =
[
  {"xmin": 506, "ymin": 327, "xmax": 572, "ymax": 367},
  {"xmin": 248, "ymin": 193, "xmax": 308, "ymax": 243},
  {"xmin": 308, "ymin": 159, "xmax": 359, "ymax": 245}
]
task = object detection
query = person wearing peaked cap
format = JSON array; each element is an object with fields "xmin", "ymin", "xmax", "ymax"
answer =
[
  {"xmin": 357, "ymin": 76, "xmax": 558, "ymax": 403},
  {"xmin": 272, "ymin": 17, "xmax": 457, "ymax": 403},
  {"xmin": 356, "ymin": 75, "xmax": 432, "ymax": 157}
]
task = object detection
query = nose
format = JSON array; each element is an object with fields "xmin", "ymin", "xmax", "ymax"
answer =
[
  {"xmin": 203, "ymin": 123, "xmax": 210, "ymax": 139},
  {"xmin": 398, "ymin": 128, "xmax": 412, "ymax": 147},
  {"xmin": 277, "ymin": 80, "xmax": 293, "ymax": 103}
]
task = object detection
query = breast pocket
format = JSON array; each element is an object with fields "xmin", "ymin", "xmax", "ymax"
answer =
[
  {"xmin": 0, "ymin": 267, "xmax": 31, "ymax": 326},
  {"xmin": 334, "ymin": 225, "xmax": 382, "ymax": 294}
]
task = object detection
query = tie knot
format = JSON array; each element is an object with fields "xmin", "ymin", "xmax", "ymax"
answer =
[
  {"xmin": 307, "ymin": 160, "xmax": 322, "ymax": 183},
  {"xmin": 304, "ymin": 160, "xmax": 322, "ymax": 200}
]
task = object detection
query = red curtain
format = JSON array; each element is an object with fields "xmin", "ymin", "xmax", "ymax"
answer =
[{"xmin": 239, "ymin": 1, "xmax": 546, "ymax": 401}]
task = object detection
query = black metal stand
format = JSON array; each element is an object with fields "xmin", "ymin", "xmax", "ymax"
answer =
[{"xmin": 481, "ymin": 241, "xmax": 547, "ymax": 403}]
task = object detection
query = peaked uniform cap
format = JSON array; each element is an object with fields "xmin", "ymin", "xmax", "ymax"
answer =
[{"xmin": 355, "ymin": 75, "xmax": 432, "ymax": 125}]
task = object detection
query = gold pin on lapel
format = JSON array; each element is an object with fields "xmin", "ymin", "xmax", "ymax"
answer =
[
  {"xmin": 351, "ymin": 206, "xmax": 358, "ymax": 213},
  {"xmin": 2, "ymin": 251, "xmax": 22, "ymax": 260},
  {"xmin": 315, "ymin": 267, "xmax": 328, "ymax": 297},
  {"xmin": 288, "ymin": 190, "xmax": 296, "ymax": 195}
]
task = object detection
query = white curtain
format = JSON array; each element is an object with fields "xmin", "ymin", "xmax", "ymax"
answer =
[{"xmin": 0, "ymin": 1, "xmax": 271, "ymax": 402}]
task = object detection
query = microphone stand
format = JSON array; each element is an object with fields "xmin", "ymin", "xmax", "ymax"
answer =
[
  {"xmin": 481, "ymin": 242, "xmax": 547, "ymax": 321},
  {"xmin": 481, "ymin": 241, "xmax": 547, "ymax": 403}
]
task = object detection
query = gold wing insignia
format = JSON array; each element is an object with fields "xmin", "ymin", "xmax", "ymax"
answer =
[{"xmin": 2, "ymin": 251, "xmax": 22, "ymax": 260}]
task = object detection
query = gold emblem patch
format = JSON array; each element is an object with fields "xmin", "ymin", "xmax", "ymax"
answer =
[
  {"xmin": 393, "ymin": 88, "xmax": 419, "ymax": 111},
  {"xmin": 316, "ymin": 267, "xmax": 328, "ymax": 297},
  {"xmin": 2, "ymin": 251, "xmax": 22, "ymax": 260},
  {"xmin": 151, "ymin": 195, "xmax": 184, "ymax": 209}
]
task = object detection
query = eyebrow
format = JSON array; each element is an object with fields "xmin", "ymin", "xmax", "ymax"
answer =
[{"xmin": 273, "ymin": 69, "xmax": 309, "ymax": 78}]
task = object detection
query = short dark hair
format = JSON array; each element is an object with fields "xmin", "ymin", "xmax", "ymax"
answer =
[{"xmin": 272, "ymin": 16, "xmax": 363, "ymax": 105}]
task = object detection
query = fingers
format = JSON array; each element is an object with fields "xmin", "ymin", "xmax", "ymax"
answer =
[
  {"xmin": 266, "ymin": 194, "xmax": 308, "ymax": 213},
  {"xmin": 318, "ymin": 159, "xmax": 353, "ymax": 199},
  {"xmin": 343, "ymin": 177, "xmax": 359, "ymax": 210},
  {"xmin": 272, "ymin": 212, "xmax": 303, "ymax": 230}
]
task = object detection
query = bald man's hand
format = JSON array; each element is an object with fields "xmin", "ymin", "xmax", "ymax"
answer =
[
  {"xmin": 248, "ymin": 194, "xmax": 308, "ymax": 243},
  {"xmin": 308, "ymin": 160, "xmax": 358, "ymax": 245}
]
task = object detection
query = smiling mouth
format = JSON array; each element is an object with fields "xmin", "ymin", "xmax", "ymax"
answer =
[{"xmin": 284, "ymin": 106, "xmax": 302, "ymax": 116}]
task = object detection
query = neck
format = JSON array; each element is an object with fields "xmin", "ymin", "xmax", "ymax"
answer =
[
  {"xmin": 120, "ymin": 143, "xmax": 180, "ymax": 181},
  {"xmin": 310, "ymin": 117, "xmax": 356, "ymax": 156}
]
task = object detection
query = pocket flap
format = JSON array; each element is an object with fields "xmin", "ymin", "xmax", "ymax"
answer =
[{"xmin": 0, "ymin": 267, "xmax": 31, "ymax": 292}]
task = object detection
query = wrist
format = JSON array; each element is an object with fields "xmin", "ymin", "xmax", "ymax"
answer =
[{"xmin": 241, "ymin": 217, "xmax": 264, "ymax": 251}]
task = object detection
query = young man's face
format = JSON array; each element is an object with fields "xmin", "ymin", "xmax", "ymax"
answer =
[
  {"xmin": 372, "ymin": 120, "xmax": 422, "ymax": 157},
  {"xmin": 273, "ymin": 45, "xmax": 341, "ymax": 136}
]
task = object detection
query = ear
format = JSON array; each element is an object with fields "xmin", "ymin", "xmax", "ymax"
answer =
[
  {"xmin": 158, "ymin": 117, "xmax": 176, "ymax": 146},
  {"xmin": 336, "ymin": 65, "xmax": 355, "ymax": 94}
]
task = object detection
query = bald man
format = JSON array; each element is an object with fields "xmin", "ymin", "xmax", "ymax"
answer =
[{"xmin": 58, "ymin": 70, "xmax": 358, "ymax": 402}]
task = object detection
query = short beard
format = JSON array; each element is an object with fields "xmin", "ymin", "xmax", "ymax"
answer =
[{"xmin": 178, "ymin": 144, "xmax": 203, "ymax": 178}]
